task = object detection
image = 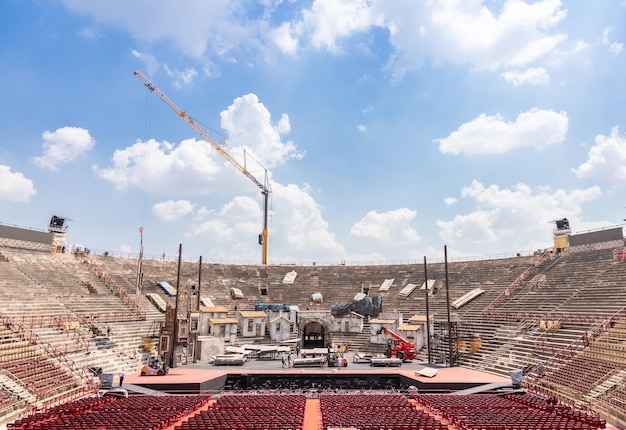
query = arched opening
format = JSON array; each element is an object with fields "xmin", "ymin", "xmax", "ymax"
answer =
[{"xmin": 302, "ymin": 321, "xmax": 327, "ymax": 349}]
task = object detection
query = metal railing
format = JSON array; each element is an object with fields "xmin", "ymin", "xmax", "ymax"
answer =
[
  {"xmin": 77, "ymin": 254, "xmax": 146, "ymax": 321},
  {"xmin": 0, "ymin": 314, "xmax": 99, "ymax": 393},
  {"xmin": 482, "ymin": 249, "xmax": 554, "ymax": 318}
]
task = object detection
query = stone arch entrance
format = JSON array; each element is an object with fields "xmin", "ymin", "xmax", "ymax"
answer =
[{"xmin": 301, "ymin": 320, "xmax": 329, "ymax": 349}]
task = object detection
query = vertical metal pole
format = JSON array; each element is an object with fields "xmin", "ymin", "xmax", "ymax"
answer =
[
  {"xmin": 424, "ymin": 256, "xmax": 432, "ymax": 364},
  {"xmin": 191, "ymin": 256, "xmax": 202, "ymax": 364},
  {"xmin": 444, "ymin": 245, "xmax": 453, "ymax": 367},
  {"xmin": 172, "ymin": 243, "xmax": 182, "ymax": 368},
  {"xmin": 197, "ymin": 256, "xmax": 202, "ymax": 311},
  {"xmin": 135, "ymin": 226, "xmax": 144, "ymax": 306},
  {"xmin": 262, "ymin": 189, "xmax": 269, "ymax": 265}
]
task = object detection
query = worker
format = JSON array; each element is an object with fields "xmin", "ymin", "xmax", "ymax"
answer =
[{"xmin": 537, "ymin": 361, "xmax": 545, "ymax": 377}]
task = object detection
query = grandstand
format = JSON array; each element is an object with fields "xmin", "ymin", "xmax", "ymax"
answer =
[{"xmin": 0, "ymin": 221, "xmax": 625, "ymax": 429}]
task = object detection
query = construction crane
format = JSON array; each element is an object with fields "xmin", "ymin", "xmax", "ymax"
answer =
[{"xmin": 134, "ymin": 70, "xmax": 271, "ymax": 265}]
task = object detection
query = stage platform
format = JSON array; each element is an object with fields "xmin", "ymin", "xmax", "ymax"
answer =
[
  {"xmin": 121, "ymin": 356, "xmax": 511, "ymax": 394},
  {"xmin": 95, "ymin": 359, "xmax": 625, "ymax": 430}
]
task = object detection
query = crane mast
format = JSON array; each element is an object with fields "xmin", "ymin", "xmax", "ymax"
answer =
[{"xmin": 134, "ymin": 70, "xmax": 271, "ymax": 265}]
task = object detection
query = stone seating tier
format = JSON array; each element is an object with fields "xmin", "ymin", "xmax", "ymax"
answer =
[{"xmin": 1, "ymin": 246, "xmax": 625, "ymax": 427}]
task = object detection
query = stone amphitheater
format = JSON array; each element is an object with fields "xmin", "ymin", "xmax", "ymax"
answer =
[{"xmin": 0, "ymin": 223, "xmax": 625, "ymax": 429}]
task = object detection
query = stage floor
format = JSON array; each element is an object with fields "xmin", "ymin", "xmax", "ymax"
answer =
[
  {"xmin": 121, "ymin": 354, "xmax": 510, "ymax": 392},
  {"xmin": 111, "ymin": 359, "xmax": 623, "ymax": 430}
]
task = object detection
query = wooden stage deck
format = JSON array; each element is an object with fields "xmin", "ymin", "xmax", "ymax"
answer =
[{"xmin": 121, "ymin": 365, "xmax": 510, "ymax": 392}]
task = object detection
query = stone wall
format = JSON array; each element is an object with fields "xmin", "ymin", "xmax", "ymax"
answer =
[
  {"xmin": 198, "ymin": 336, "xmax": 224, "ymax": 360},
  {"xmin": 570, "ymin": 239, "xmax": 624, "ymax": 254},
  {"xmin": 0, "ymin": 224, "xmax": 54, "ymax": 252},
  {"xmin": 0, "ymin": 237, "xmax": 52, "ymax": 252}
]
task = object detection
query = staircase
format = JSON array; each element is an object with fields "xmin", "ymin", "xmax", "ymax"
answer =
[
  {"xmin": 329, "ymin": 320, "xmax": 372, "ymax": 353},
  {"xmin": 585, "ymin": 369, "xmax": 626, "ymax": 400},
  {"xmin": 0, "ymin": 371, "xmax": 36, "ymax": 404}
]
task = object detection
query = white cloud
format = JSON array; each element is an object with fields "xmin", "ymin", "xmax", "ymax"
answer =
[
  {"xmin": 438, "ymin": 210, "xmax": 499, "ymax": 244},
  {"xmin": 0, "ymin": 165, "xmax": 37, "ymax": 203},
  {"xmin": 187, "ymin": 219, "xmax": 236, "ymax": 241},
  {"xmin": 78, "ymin": 26, "xmax": 100, "ymax": 40},
  {"xmin": 93, "ymin": 138, "xmax": 226, "ymax": 194},
  {"xmin": 95, "ymin": 92, "xmax": 302, "ymax": 193},
  {"xmin": 272, "ymin": 182, "xmax": 346, "ymax": 256},
  {"xmin": 62, "ymin": 0, "xmax": 252, "ymax": 59},
  {"xmin": 64, "ymin": 1, "xmax": 570, "ymax": 81},
  {"xmin": 357, "ymin": 124, "xmax": 367, "ymax": 132},
  {"xmin": 380, "ymin": 0, "xmax": 568, "ymax": 79},
  {"xmin": 602, "ymin": 27, "xmax": 612, "ymax": 45},
  {"xmin": 282, "ymin": 0, "xmax": 569, "ymax": 78},
  {"xmin": 436, "ymin": 108, "xmax": 568, "ymax": 155},
  {"xmin": 131, "ymin": 49, "xmax": 159, "ymax": 74},
  {"xmin": 438, "ymin": 180, "xmax": 602, "ymax": 249},
  {"xmin": 185, "ymin": 197, "xmax": 261, "ymax": 242},
  {"xmin": 444, "ymin": 197, "xmax": 458, "ymax": 206},
  {"xmin": 182, "ymin": 182, "xmax": 345, "ymax": 262},
  {"xmin": 608, "ymin": 42, "xmax": 624, "ymax": 55},
  {"xmin": 500, "ymin": 67, "xmax": 550, "ymax": 86},
  {"xmin": 298, "ymin": 0, "xmax": 375, "ymax": 54},
  {"xmin": 33, "ymin": 127, "xmax": 95, "ymax": 170},
  {"xmin": 268, "ymin": 22, "xmax": 299, "ymax": 55},
  {"xmin": 219, "ymin": 195, "xmax": 262, "ymax": 219},
  {"xmin": 92, "ymin": 86, "xmax": 344, "ymax": 261},
  {"xmin": 276, "ymin": 114, "xmax": 291, "ymax": 135},
  {"xmin": 350, "ymin": 208, "xmax": 420, "ymax": 243},
  {"xmin": 572, "ymin": 127, "xmax": 626, "ymax": 183},
  {"xmin": 602, "ymin": 27, "xmax": 623, "ymax": 55},
  {"xmin": 152, "ymin": 200, "xmax": 195, "ymax": 221},
  {"xmin": 220, "ymin": 94, "xmax": 303, "ymax": 169},
  {"xmin": 162, "ymin": 64, "xmax": 199, "ymax": 88}
]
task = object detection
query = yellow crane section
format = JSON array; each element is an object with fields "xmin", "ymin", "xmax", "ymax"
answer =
[{"xmin": 134, "ymin": 70, "xmax": 271, "ymax": 265}]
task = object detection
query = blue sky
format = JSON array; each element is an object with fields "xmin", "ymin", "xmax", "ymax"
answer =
[{"xmin": 1, "ymin": 0, "xmax": 625, "ymax": 264}]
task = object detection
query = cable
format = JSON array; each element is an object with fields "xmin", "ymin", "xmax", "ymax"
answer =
[{"xmin": 138, "ymin": 88, "xmax": 152, "ymax": 229}]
